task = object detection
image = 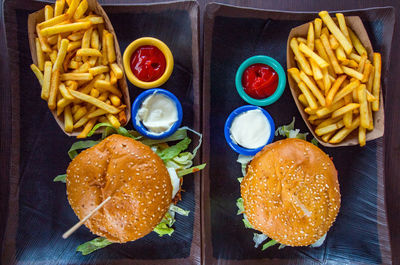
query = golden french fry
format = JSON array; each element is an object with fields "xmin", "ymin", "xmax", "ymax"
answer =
[
  {"xmin": 49, "ymin": 50, "xmax": 57, "ymax": 64},
  {"xmin": 77, "ymin": 118, "xmax": 97, "ymax": 138},
  {"xmin": 89, "ymin": 65, "xmax": 109, "ymax": 76},
  {"xmin": 89, "ymin": 88, "xmax": 99, "ymax": 98},
  {"xmin": 349, "ymin": 53, "xmax": 361, "ymax": 63},
  {"xmin": 73, "ymin": 106, "xmax": 87, "ymax": 121},
  {"xmin": 333, "ymin": 79, "xmax": 360, "ymax": 103},
  {"xmin": 336, "ymin": 13, "xmax": 350, "ymax": 41},
  {"xmin": 105, "ymin": 33, "xmax": 116, "ymax": 63},
  {"xmin": 365, "ymin": 89, "xmax": 376, "ymax": 102},
  {"xmin": 372, "ymin": 53, "xmax": 381, "ymax": 111},
  {"xmin": 298, "ymin": 94, "xmax": 308, "ymax": 107},
  {"xmin": 68, "ymin": 60, "xmax": 80, "ymax": 69},
  {"xmin": 326, "ymin": 75, "xmax": 347, "ymax": 105},
  {"xmin": 35, "ymin": 38, "xmax": 45, "ymax": 71},
  {"xmin": 329, "ymin": 34, "xmax": 339, "ymax": 50},
  {"xmin": 76, "ymin": 48, "xmax": 102, "ymax": 57},
  {"xmin": 316, "ymin": 79, "xmax": 325, "ymax": 93},
  {"xmin": 94, "ymin": 80, "xmax": 122, "ymax": 97},
  {"xmin": 315, "ymin": 120, "xmax": 345, "ymax": 136},
  {"xmin": 41, "ymin": 21, "xmax": 92, "ymax": 37},
  {"xmin": 53, "ymin": 38, "xmax": 69, "ymax": 72},
  {"xmin": 321, "ymin": 67, "xmax": 331, "ymax": 93},
  {"xmin": 321, "ymin": 27, "xmax": 329, "ymax": 37},
  {"xmin": 88, "ymin": 56, "xmax": 97, "ymax": 67},
  {"xmin": 361, "ymin": 63, "xmax": 372, "ymax": 83},
  {"xmin": 68, "ymin": 32, "xmax": 84, "ymax": 42},
  {"xmin": 341, "ymin": 59, "xmax": 358, "ymax": 68},
  {"xmin": 30, "ymin": 64, "xmax": 44, "ymax": 86},
  {"xmin": 61, "ymin": 72, "xmax": 93, "ymax": 81},
  {"xmin": 298, "ymin": 81, "xmax": 318, "ymax": 109},
  {"xmin": 66, "ymin": 0, "xmax": 80, "ymax": 17},
  {"xmin": 42, "ymin": 61, "xmax": 52, "ymax": 100},
  {"xmin": 335, "ymin": 46, "xmax": 347, "ymax": 61},
  {"xmin": 319, "ymin": 11, "xmax": 353, "ymax": 54},
  {"xmin": 320, "ymin": 34, "xmax": 343, "ymax": 74},
  {"xmin": 316, "ymin": 99, "xmax": 345, "ymax": 118},
  {"xmin": 299, "ymin": 71, "xmax": 326, "ymax": 106},
  {"xmin": 310, "ymin": 59, "xmax": 323, "ymax": 80},
  {"xmin": 358, "ymin": 126, "xmax": 366, "ymax": 147},
  {"xmin": 101, "ymin": 29, "xmax": 109, "ymax": 65},
  {"xmin": 59, "ymin": 83, "xmax": 74, "ymax": 100},
  {"xmin": 71, "ymin": 104, "xmax": 80, "ymax": 114},
  {"xmin": 329, "ymin": 117, "xmax": 360, "ymax": 143},
  {"xmin": 48, "ymin": 70, "xmax": 60, "ymax": 110},
  {"xmin": 69, "ymin": 89, "xmax": 120, "ymax": 114},
  {"xmin": 47, "ymin": 35, "xmax": 58, "ymax": 45},
  {"xmin": 73, "ymin": 0, "xmax": 88, "ymax": 20},
  {"xmin": 321, "ymin": 131, "xmax": 335, "ymax": 142},
  {"xmin": 315, "ymin": 39, "xmax": 335, "ymax": 77},
  {"xmin": 66, "ymin": 80, "xmax": 78, "ymax": 90},
  {"xmin": 72, "ymin": 62, "xmax": 90, "ymax": 73},
  {"xmin": 357, "ymin": 53, "xmax": 367, "ymax": 73},
  {"xmin": 79, "ymin": 74, "xmax": 103, "ymax": 94},
  {"xmin": 299, "ymin": 43, "xmax": 329, "ymax": 68},
  {"xmin": 331, "ymin": 103, "xmax": 360, "ymax": 118},
  {"xmin": 38, "ymin": 14, "xmax": 69, "ymax": 30},
  {"xmin": 64, "ymin": 105, "xmax": 74, "ymax": 133},
  {"xmin": 118, "ymin": 111, "xmax": 127, "ymax": 124},
  {"xmin": 78, "ymin": 15, "xmax": 104, "ymax": 25},
  {"xmin": 106, "ymin": 113, "xmax": 121, "ymax": 128},
  {"xmin": 297, "ymin": 37, "xmax": 307, "ymax": 44},
  {"xmin": 342, "ymin": 66, "xmax": 363, "ymax": 81},
  {"xmin": 348, "ymin": 27, "xmax": 367, "ymax": 56},
  {"xmin": 316, "ymin": 117, "xmax": 342, "ymax": 130},
  {"xmin": 67, "ymin": 41, "xmax": 81, "ymax": 52},
  {"xmin": 110, "ymin": 63, "xmax": 123, "ymax": 79},
  {"xmin": 357, "ymin": 84, "xmax": 370, "ymax": 128},
  {"xmin": 91, "ymin": 29, "xmax": 99, "ymax": 50},
  {"xmin": 88, "ymin": 108, "xmax": 107, "ymax": 119},
  {"xmin": 307, "ymin": 22, "xmax": 314, "ymax": 50},
  {"xmin": 36, "ymin": 25, "xmax": 52, "ymax": 53},
  {"xmin": 110, "ymin": 94, "xmax": 121, "ymax": 106},
  {"xmin": 343, "ymin": 94, "xmax": 353, "ymax": 128},
  {"xmin": 110, "ymin": 71, "xmax": 117, "ymax": 85},
  {"xmin": 304, "ymin": 107, "xmax": 317, "ymax": 115},
  {"xmin": 288, "ymin": 68, "xmax": 301, "ymax": 83},
  {"xmin": 314, "ymin": 18, "xmax": 322, "ymax": 39},
  {"xmin": 44, "ymin": 5, "xmax": 54, "ymax": 21},
  {"xmin": 290, "ymin": 38, "xmax": 313, "ymax": 75},
  {"xmin": 54, "ymin": 0, "xmax": 66, "ymax": 17}
]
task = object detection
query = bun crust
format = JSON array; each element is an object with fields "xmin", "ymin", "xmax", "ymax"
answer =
[
  {"xmin": 241, "ymin": 138, "xmax": 340, "ymax": 246},
  {"xmin": 66, "ymin": 134, "xmax": 172, "ymax": 243}
]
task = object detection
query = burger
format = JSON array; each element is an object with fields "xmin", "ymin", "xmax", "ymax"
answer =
[
  {"xmin": 59, "ymin": 127, "xmax": 205, "ymax": 255},
  {"xmin": 239, "ymin": 138, "xmax": 340, "ymax": 249}
]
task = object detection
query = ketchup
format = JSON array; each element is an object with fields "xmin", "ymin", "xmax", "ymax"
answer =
[
  {"xmin": 242, "ymin": 64, "xmax": 278, "ymax": 99},
  {"xmin": 130, "ymin": 45, "xmax": 166, "ymax": 82}
]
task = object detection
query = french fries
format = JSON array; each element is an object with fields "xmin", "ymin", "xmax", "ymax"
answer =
[
  {"xmin": 289, "ymin": 11, "xmax": 382, "ymax": 146},
  {"xmin": 31, "ymin": 0, "xmax": 127, "ymax": 137}
]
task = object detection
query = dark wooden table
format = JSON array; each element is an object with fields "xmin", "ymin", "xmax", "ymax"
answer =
[{"xmin": 1, "ymin": 0, "xmax": 399, "ymax": 264}]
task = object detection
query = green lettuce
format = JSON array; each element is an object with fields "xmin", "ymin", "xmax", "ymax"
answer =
[
  {"xmin": 169, "ymin": 205, "xmax": 190, "ymax": 216},
  {"xmin": 275, "ymin": 117, "xmax": 308, "ymax": 140},
  {"xmin": 153, "ymin": 212, "xmax": 175, "ymax": 237},
  {"xmin": 262, "ymin": 239, "xmax": 278, "ymax": 250},
  {"xmin": 76, "ymin": 237, "xmax": 112, "ymax": 255},
  {"xmin": 177, "ymin": 163, "xmax": 206, "ymax": 177},
  {"xmin": 158, "ymin": 137, "xmax": 191, "ymax": 161},
  {"xmin": 53, "ymin": 174, "xmax": 67, "ymax": 183},
  {"xmin": 68, "ymin": 140, "xmax": 99, "ymax": 160},
  {"xmin": 242, "ymin": 217, "xmax": 253, "ymax": 229},
  {"xmin": 236, "ymin": 198, "xmax": 244, "ymax": 215}
]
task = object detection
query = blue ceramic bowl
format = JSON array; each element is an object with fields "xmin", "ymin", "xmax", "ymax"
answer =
[
  {"xmin": 224, "ymin": 105, "xmax": 275, "ymax": 156},
  {"xmin": 131, "ymin": 88, "xmax": 183, "ymax": 139},
  {"xmin": 235, "ymin": 55, "xmax": 286, "ymax": 106}
]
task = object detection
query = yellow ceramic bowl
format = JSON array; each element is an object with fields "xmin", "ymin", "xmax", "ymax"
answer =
[{"xmin": 123, "ymin": 37, "xmax": 174, "ymax": 89}]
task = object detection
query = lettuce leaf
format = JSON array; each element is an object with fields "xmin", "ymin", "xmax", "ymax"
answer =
[
  {"xmin": 53, "ymin": 174, "xmax": 66, "ymax": 183},
  {"xmin": 169, "ymin": 205, "xmax": 190, "ymax": 216},
  {"xmin": 242, "ymin": 216, "xmax": 253, "ymax": 229},
  {"xmin": 236, "ymin": 198, "xmax": 244, "ymax": 215},
  {"xmin": 153, "ymin": 210, "xmax": 176, "ymax": 237},
  {"xmin": 275, "ymin": 117, "xmax": 308, "ymax": 140},
  {"xmin": 177, "ymin": 163, "xmax": 206, "ymax": 177},
  {"xmin": 253, "ymin": 233, "xmax": 268, "ymax": 248},
  {"xmin": 237, "ymin": 177, "xmax": 243, "ymax": 183},
  {"xmin": 262, "ymin": 239, "xmax": 278, "ymax": 250},
  {"xmin": 76, "ymin": 237, "xmax": 112, "ymax": 255},
  {"xmin": 141, "ymin": 129, "xmax": 187, "ymax": 146},
  {"xmin": 311, "ymin": 137, "xmax": 319, "ymax": 146},
  {"xmin": 158, "ymin": 137, "xmax": 191, "ymax": 161},
  {"xmin": 237, "ymin": 154, "xmax": 253, "ymax": 177},
  {"xmin": 68, "ymin": 140, "xmax": 100, "ymax": 160},
  {"xmin": 87, "ymin": 122, "xmax": 136, "ymax": 139}
]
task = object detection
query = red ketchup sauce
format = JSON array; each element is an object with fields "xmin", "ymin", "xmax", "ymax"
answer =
[
  {"xmin": 241, "ymin": 63, "xmax": 279, "ymax": 99},
  {"xmin": 130, "ymin": 45, "xmax": 166, "ymax": 82}
]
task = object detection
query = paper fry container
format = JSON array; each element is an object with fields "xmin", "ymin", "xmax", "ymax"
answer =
[
  {"xmin": 287, "ymin": 16, "xmax": 384, "ymax": 147},
  {"xmin": 27, "ymin": 0, "xmax": 131, "ymax": 136}
]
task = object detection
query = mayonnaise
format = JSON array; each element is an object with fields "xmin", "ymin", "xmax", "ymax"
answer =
[
  {"xmin": 230, "ymin": 109, "xmax": 271, "ymax": 149},
  {"xmin": 137, "ymin": 92, "xmax": 178, "ymax": 134}
]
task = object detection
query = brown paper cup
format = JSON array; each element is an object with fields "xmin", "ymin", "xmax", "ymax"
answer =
[
  {"xmin": 28, "ymin": 0, "xmax": 131, "ymax": 137},
  {"xmin": 286, "ymin": 16, "xmax": 384, "ymax": 147}
]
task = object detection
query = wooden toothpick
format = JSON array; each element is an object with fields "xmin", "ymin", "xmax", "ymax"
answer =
[{"xmin": 62, "ymin": 196, "xmax": 112, "ymax": 239}]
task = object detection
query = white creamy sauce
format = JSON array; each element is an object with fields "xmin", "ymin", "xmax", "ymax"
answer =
[
  {"xmin": 230, "ymin": 109, "xmax": 271, "ymax": 149},
  {"xmin": 137, "ymin": 93, "xmax": 178, "ymax": 134},
  {"xmin": 167, "ymin": 168, "xmax": 180, "ymax": 199}
]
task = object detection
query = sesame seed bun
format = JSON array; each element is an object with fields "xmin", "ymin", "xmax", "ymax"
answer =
[
  {"xmin": 66, "ymin": 134, "xmax": 172, "ymax": 243},
  {"xmin": 241, "ymin": 138, "xmax": 340, "ymax": 246}
]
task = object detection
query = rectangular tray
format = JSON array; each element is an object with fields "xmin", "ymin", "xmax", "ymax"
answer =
[
  {"xmin": 202, "ymin": 3, "xmax": 394, "ymax": 265},
  {"xmin": 1, "ymin": 0, "xmax": 200, "ymax": 264}
]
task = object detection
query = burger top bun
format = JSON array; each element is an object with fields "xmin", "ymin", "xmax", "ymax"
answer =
[
  {"xmin": 241, "ymin": 138, "xmax": 340, "ymax": 246},
  {"xmin": 66, "ymin": 134, "xmax": 172, "ymax": 243}
]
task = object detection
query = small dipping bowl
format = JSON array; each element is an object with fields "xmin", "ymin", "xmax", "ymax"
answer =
[
  {"xmin": 123, "ymin": 37, "xmax": 174, "ymax": 89},
  {"xmin": 224, "ymin": 105, "xmax": 275, "ymax": 156},
  {"xmin": 131, "ymin": 88, "xmax": 183, "ymax": 139},
  {"xmin": 235, "ymin": 55, "xmax": 286, "ymax": 106}
]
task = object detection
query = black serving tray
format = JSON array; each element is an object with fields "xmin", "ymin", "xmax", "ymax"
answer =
[
  {"xmin": 1, "ymin": 0, "xmax": 200, "ymax": 264},
  {"xmin": 202, "ymin": 3, "xmax": 394, "ymax": 265}
]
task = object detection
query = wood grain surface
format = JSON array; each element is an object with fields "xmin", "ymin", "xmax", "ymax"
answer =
[{"xmin": 1, "ymin": 0, "xmax": 399, "ymax": 264}]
